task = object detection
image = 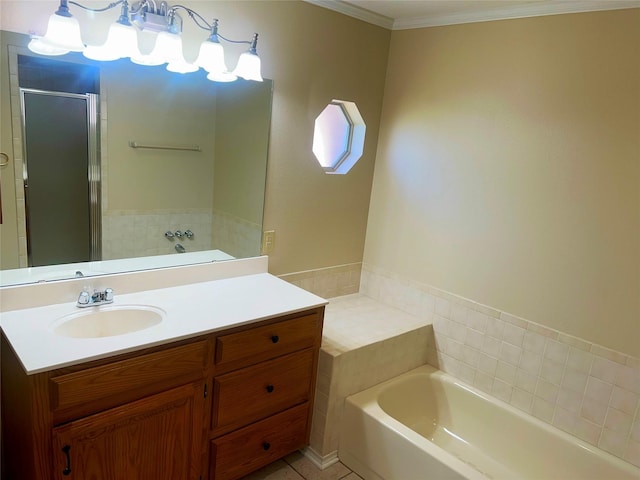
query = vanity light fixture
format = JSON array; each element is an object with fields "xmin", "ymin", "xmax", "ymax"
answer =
[{"xmin": 28, "ymin": 0, "xmax": 263, "ymax": 82}]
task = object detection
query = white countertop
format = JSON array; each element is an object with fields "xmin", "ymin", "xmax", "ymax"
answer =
[{"xmin": 0, "ymin": 272, "xmax": 327, "ymax": 375}]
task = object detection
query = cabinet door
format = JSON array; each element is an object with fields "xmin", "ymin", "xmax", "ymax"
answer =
[{"xmin": 52, "ymin": 382, "xmax": 205, "ymax": 480}]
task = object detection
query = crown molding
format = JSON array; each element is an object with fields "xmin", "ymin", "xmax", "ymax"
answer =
[
  {"xmin": 303, "ymin": 0, "xmax": 394, "ymax": 29},
  {"xmin": 304, "ymin": 0, "xmax": 640, "ymax": 30},
  {"xmin": 393, "ymin": 0, "xmax": 640, "ymax": 30}
]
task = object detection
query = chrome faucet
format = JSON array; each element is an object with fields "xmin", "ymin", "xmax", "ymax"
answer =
[{"xmin": 77, "ymin": 288, "xmax": 114, "ymax": 308}]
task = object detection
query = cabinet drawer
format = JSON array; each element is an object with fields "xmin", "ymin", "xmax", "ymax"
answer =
[
  {"xmin": 215, "ymin": 311, "xmax": 321, "ymax": 370},
  {"xmin": 210, "ymin": 403, "xmax": 309, "ymax": 480},
  {"xmin": 50, "ymin": 340, "xmax": 210, "ymax": 423},
  {"xmin": 212, "ymin": 349, "xmax": 314, "ymax": 434}
]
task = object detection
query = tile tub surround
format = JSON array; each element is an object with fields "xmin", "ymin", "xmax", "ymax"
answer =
[
  {"xmin": 102, "ymin": 209, "xmax": 262, "ymax": 261},
  {"xmin": 360, "ymin": 264, "xmax": 640, "ymax": 468},
  {"xmin": 212, "ymin": 210, "xmax": 262, "ymax": 259},
  {"xmin": 307, "ymin": 294, "xmax": 432, "ymax": 467},
  {"xmin": 102, "ymin": 210, "xmax": 213, "ymax": 259},
  {"xmin": 280, "ymin": 263, "xmax": 362, "ymax": 300}
]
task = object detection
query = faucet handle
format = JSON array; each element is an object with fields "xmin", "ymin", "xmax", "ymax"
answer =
[
  {"xmin": 104, "ymin": 288, "xmax": 114, "ymax": 302},
  {"xmin": 77, "ymin": 291, "xmax": 91, "ymax": 306}
]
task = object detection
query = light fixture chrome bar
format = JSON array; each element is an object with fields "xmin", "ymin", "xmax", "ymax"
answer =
[{"xmin": 128, "ymin": 141, "xmax": 201, "ymax": 152}]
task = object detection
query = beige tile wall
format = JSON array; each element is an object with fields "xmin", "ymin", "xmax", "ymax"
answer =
[
  {"xmin": 360, "ymin": 263, "xmax": 640, "ymax": 468},
  {"xmin": 102, "ymin": 210, "xmax": 213, "ymax": 259},
  {"xmin": 211, "ymin": 210, "xmax": 262, "ymax": 259},
  {"xmin": 279, "ymin": 263, "xmax": 362, "ymax": 299}
]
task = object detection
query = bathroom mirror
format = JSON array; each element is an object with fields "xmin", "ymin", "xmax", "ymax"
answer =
[{"xmin": 0, "ymin": 30, "xmax": 272, "ymax": 286}]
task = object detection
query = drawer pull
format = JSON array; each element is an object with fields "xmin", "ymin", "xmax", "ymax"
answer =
[
  {"xmin": 62, "ymin": 444, "xmax": 72, "ymax": 476},
  {"xmin": 271, "ymin": 335, "xmax": 279, "ymax": 344},
  {"xmin": 262, "ymin": 442, "xmax": 271, "ymax": 451},
  {"xmin": 265, "ymin": 384, "xmax": 275, "ymax": 393}
]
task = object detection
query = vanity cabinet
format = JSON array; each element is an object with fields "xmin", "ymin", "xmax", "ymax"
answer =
[
  {"xmin": 209, "ymin": 311, "xmax": 323, "ymax": 480},
  {"xmin": 1, "ymin": 336, "xmax": 211, "ymax": 480},
  {"xmin": 1, "ymin": 306, "xmax": 324, "ymax": 480}
]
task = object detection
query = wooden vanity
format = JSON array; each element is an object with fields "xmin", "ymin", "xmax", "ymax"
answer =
[{"xmin": 1, "ymin": 306, "xmax": 324, "ymax": 480}]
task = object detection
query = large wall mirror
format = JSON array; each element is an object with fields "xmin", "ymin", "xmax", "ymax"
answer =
[{"xmin": 0, "ymin": 31, "xmax": 272, "ymax": 286}]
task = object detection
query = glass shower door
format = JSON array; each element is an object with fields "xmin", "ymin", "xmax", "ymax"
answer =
[{"xmin": 21, "ymin": 89, "xmax": 100, "ymax": 267}]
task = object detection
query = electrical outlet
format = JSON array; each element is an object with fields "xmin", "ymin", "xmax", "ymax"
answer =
[{"xmin": 262, "ymin": 230, "xmax": 275, "ymax": 254}]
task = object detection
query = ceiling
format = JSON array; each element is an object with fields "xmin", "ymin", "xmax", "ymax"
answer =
[{"xmin": 306, "ymin": 0, "xmax": 640, "ymax": 29}]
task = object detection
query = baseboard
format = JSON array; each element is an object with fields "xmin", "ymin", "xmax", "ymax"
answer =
[{"xmin": 301, "ymin": 446, "xmax": 340, "ymax": 470}]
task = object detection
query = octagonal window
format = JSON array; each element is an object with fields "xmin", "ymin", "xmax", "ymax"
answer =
[{"xmin": 312, "ymin": 100, "xmax": 366, "ymax": 174}]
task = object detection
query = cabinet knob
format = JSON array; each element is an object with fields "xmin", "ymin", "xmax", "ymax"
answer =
[
  {"xmin": 62, "ymin": 444, "xmax": 72, "ymax": 476},
  {"xmin": 271, "ymin": 335, "xmax": 279, "ymax": 344},
  {"xmin": 266, "ymin": 384, "xmax": 275, "ymax": 393},
  {"xmin": 263, "ymin": 442, "xmax": 271, "ymax": 451}
]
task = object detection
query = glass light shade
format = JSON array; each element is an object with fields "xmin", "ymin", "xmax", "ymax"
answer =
[
  {"xmin": 28, "ymin": 37, "xmax": 69, "ymax": 56},
  {"xmin": 147, "ymin": 31, "xmax": 185, "ymax": 65},
  {"xmin": 195, "ymin": 40, "xmax": 227, "ymax": 74},
  {"xmin": 166, "ymin": 61, "xmax": 198, "ymax": 74},
  {"xmin": 40, "ymin": 13, "xmax": 85, "ymax": 52},
  {"xmin": 83, "ymin": 22, "xmax": 141, "ymax": 61},
  {"xmin": 206, "ymin": 71, "xmax": 237, "ymax": 83},
  {"xmin": 232, "ymin": 51, "xmax": 263, "ymax": 82}
]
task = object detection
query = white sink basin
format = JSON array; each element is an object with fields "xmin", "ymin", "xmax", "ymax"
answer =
[{"xmin": 52, "ymin": 305, "xmax": 165, "ymax": 339}]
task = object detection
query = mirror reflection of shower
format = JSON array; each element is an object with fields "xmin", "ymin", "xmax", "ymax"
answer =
[
  {"xmin": 18, "ymin": 56, "xmax": 101, "ymax": 268},
  {"xmin": 2, "ymin": 32, "xmax": 273, "ymax": 285},
  {"xmin": 21, "ymin": 89, "xmax": 100, "ymax": 267}
]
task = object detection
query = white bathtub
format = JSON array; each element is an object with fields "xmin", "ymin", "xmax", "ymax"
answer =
[{"xmin": 339, "ymin": 365, "xmax": 640, "ymax": 480}]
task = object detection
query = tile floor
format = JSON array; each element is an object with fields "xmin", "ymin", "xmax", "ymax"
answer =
[{"xmin": 240, "ymin": 452, "xmax": 362, "ymax": 480}]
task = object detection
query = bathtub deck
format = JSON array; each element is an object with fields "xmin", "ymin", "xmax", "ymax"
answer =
[{"xmin": 322, "ymin": 293, "xmax": 431, "ymax": 355}]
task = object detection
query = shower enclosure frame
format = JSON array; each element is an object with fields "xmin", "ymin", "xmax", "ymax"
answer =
[{"xmin": 19, "ymin": 87, "xmax": 101, "ymax": 267}]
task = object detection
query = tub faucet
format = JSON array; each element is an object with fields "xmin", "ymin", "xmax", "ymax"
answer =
[{"xmin": 77, "ymin": 288, "xmax": 114, "ymax": 308}]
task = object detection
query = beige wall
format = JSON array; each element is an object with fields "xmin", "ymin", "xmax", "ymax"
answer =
[
  {"xmin": 211, "ymin": 80, "xmax": 272, "ymax": 258},
  {"xmin": 364, "ymin": 9, "xmax": 640, "ymax": 357},
  {"xmin": 0, "ymin": 1, "xmax": 390, "ymax": 275},
  {"xmin": 104, "ymin": 63, "xmax": 217, "ymax": 212},
  {"xmin": 213, "ymin": 81, "xmax": 271, "ymax": 225},
  {"xmin": 239, "ymin": 2, "xmax": 389, "ymax": 275},
  {"xmin": 101, "ymin": 62, "xmax": 216, "ymax": 213}
]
